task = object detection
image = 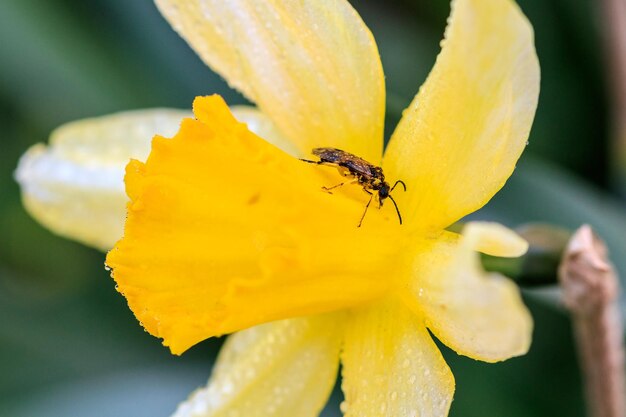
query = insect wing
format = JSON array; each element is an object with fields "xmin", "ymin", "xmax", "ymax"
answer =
[
  {"xmin": 312, "ymin": 148, "xmax": 378, "ymax": 178},
  {"xmin": 312, "ymin": 147, "xmax": 349, "ymax": 163},
  {"xmin": 341, "ymin": 157, "xmax": 378, "ymax": 178}
]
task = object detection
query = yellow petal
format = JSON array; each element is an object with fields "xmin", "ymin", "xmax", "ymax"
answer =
[
  {"xmin": 341, "ymin": 299, "xmax": 454, "ymax": 417},
  {"xmin": 14, "ymin": 109, "xmax": 189, "ymax": 251},
  {"xmin": 155, "ymin": 0, "xmax": 385, "ymax": 162},
  {"xmin": 106, "ymin": 95, "xmax": 401, "ymax": 355},
  {"xmin": 383, "ymin": 0, "xmax": 540, "ymax": 231},
  {"xmin": 173, "ymin": 315, "xmax": 343, "ymax": 417},
  {"xmin": 464, "ymin": 221, "xmax": 528, "ymax": 257},
  {"xmin": 401, "ymin": 223, "xmax": 533, "ymax": 362},
  {"xmin": 230, "ymin": 106, "xmax": 299, "ymax": 156}
]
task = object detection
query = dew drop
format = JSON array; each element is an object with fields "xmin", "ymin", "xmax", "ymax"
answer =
[
  {"xmin": 221, "ymin": 380, "xmax": 234, "ymax": 395},
  {"xmin": 340, "ymin": 401, "xmax": 348, "ymax": 413}
]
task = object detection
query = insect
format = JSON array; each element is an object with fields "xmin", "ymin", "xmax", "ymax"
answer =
[{"xmin": 301, "ymin": 147, "xmax": 406, "ymax": 227}]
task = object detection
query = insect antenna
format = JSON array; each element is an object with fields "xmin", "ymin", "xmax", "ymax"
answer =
[
  {"xmin": 388, "ymin": 194, "xmax": 403, "ymax": 225},
  {"xmin": 390, "ymin": 180, "xmax": 407, "ymax": 192},
  {"xmin": 358, "ymin": 193, "xmax": 374, "ymax": 228}
]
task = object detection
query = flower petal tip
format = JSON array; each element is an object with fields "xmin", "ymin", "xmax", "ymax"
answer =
[{"xmin": 464, "ymin": 222, "xmax": 529, "ymax": 258}]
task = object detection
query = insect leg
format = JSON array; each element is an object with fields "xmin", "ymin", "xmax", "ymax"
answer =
[
  {"xmin": 299, "ymin": 158, "xmax": 322, "ymax": 164},
  {"xmin": 321, "ymin": 182, "xmax": 345, "ymax": 194},
  {"xmin": 358, "ymin": 192, "xmax": 374, "ymax": 228},
  {"xmin": 300, "ymin": 159, "xmax": 339, "ymax": 170}
]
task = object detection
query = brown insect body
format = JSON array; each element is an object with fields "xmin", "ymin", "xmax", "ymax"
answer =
[{"xmin": 301, "ymin": 147, "xmax": 406, "ymax": 227}]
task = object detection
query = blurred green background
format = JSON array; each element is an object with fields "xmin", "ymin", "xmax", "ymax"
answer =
[{"xmin": 1, "ymin": 0, "xmax": 625, "ymax": 416}]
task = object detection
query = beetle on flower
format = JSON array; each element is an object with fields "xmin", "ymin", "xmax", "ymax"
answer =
[{"xmin": 16, "ymin": 0, "xmax": 540, "ymax": 416}]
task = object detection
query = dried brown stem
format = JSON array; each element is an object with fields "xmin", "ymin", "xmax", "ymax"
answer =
[
  {"xmin": 559, "ymin": 225, "xmax": 625, "ymax": 417},
  {"xmin": 599, "ymin": 0, "xmax": 626, "ymax": 196}
]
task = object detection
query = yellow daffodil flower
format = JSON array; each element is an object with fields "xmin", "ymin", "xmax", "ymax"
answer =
[{"xmin": 16, "ymin": 0, "xmax": 540, "ymax": 416}]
